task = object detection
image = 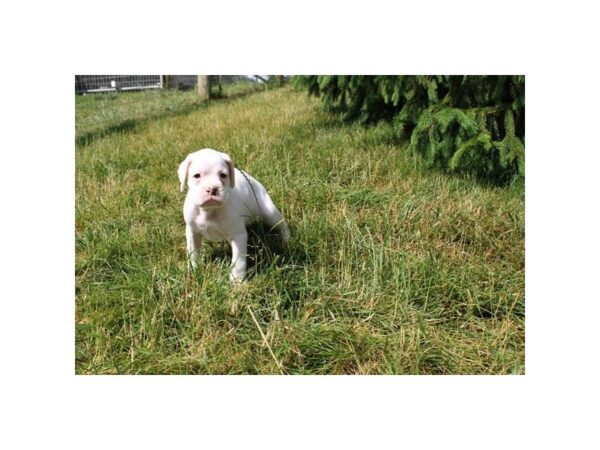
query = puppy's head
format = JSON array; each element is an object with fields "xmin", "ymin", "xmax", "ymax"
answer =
[{"xmin": 178, "ymin": 148, "xmax": 235, "ymax": 208}]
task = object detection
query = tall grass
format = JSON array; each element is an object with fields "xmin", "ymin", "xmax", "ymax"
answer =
[{"xmin": 75, "ymin": 86, "xmax": 524, "ymax": 374}]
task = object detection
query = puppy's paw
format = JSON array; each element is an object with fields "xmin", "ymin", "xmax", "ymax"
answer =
[
  {"xmin": 280, "ymin": 223, "xmax": 291, "ymax": 242},
  {"xmin": 229, "ymin": 269, "xmax": 246, "ymax": 283}
]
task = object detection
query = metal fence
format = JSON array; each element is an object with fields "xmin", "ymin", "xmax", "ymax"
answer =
[
  {"xmin": 75, "ymin": 75, "xmax": 265, "ymax": 94},
  {"xmin": 75, "ymin": 75, "xmax": 163, "ymax": 94}
]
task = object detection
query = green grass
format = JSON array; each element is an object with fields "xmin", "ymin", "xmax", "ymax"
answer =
[
  {"xmin": 75, "ymin": 81, "xmax": 263, "ymax": 146},
  {"xmin": 75, "ymin": 86, "xmax": 525, "ymax": 375}
]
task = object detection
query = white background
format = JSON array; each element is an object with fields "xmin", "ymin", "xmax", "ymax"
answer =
[{"xmin": 1, "ymin": 0, "xmax": 599, "ymax": 448}]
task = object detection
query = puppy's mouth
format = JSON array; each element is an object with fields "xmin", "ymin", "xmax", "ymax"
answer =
[{"xmin": 198, "ymin": 195, "xmax": 225, "ymax": 207}]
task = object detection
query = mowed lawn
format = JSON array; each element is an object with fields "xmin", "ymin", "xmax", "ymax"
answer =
[{"xmin": 75, "ymin": 86, "xmax": 525, "ymax": 374}]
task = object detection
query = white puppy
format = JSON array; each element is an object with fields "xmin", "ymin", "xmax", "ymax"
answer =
[{"xmin": 178, "ymin": 148, "xmax": 290, "ymax": 282}]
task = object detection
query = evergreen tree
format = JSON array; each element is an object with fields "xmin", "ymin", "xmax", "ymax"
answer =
[{"xmin": 293, "ymin": 75, "xmax": 525, "ymax": 183}]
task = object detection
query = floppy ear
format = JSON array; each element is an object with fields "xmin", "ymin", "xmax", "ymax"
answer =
[
  {"xmin": 177, "ymin": 154, "xmax": 193, "ymax": 192},
  {"xmin": 221, "ymin": 153, "xmax": 235, "ymax": 188}
]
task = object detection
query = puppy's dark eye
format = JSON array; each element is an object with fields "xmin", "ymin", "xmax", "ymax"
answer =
[
  {"xmin": 220, "ymin": 173, "xmax": 227, "ymax": 179},
  {"xmin": 193, "ymin": 173, "xmax": 201, "ymax": 179}
]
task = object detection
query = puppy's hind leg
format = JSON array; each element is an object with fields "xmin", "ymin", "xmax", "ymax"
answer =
[{"xmin": 259, "ymin": 192, "xmax": 290, "ymax": 241}]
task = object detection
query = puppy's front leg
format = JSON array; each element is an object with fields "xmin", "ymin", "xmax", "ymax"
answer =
[
  {"xmin": 186, "ymin": 225, "xmax": 202, "ymax": 269},
  {"xmin": 229, "ymin": 231, "xmax": 248, "ymax": 282}
]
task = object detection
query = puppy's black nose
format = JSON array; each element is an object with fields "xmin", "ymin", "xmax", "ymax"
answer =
[{"xmin": 209, "ymin": 187, "xmax": 218, "ymax": 196}]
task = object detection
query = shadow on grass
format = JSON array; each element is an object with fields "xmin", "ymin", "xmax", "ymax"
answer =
[
  {"xmin": 203, "ymin": 221, "xmax": 311, "ymax": 280},
  {"xmin": 290, "ymin": 113, "xmax": 522, "ymax": 187},
  {"xmin": 201, "ymin": 221, "xmax": 315, "ymax": 318},
  {"xmin": 75, "ymin": 89, "xmax": 267, "ymax": 148}
]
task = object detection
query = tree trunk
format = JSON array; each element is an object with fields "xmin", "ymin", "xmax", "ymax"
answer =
[{"xmin": 197, "ymin": 75, "xmax": 210, "ymax": 100}]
